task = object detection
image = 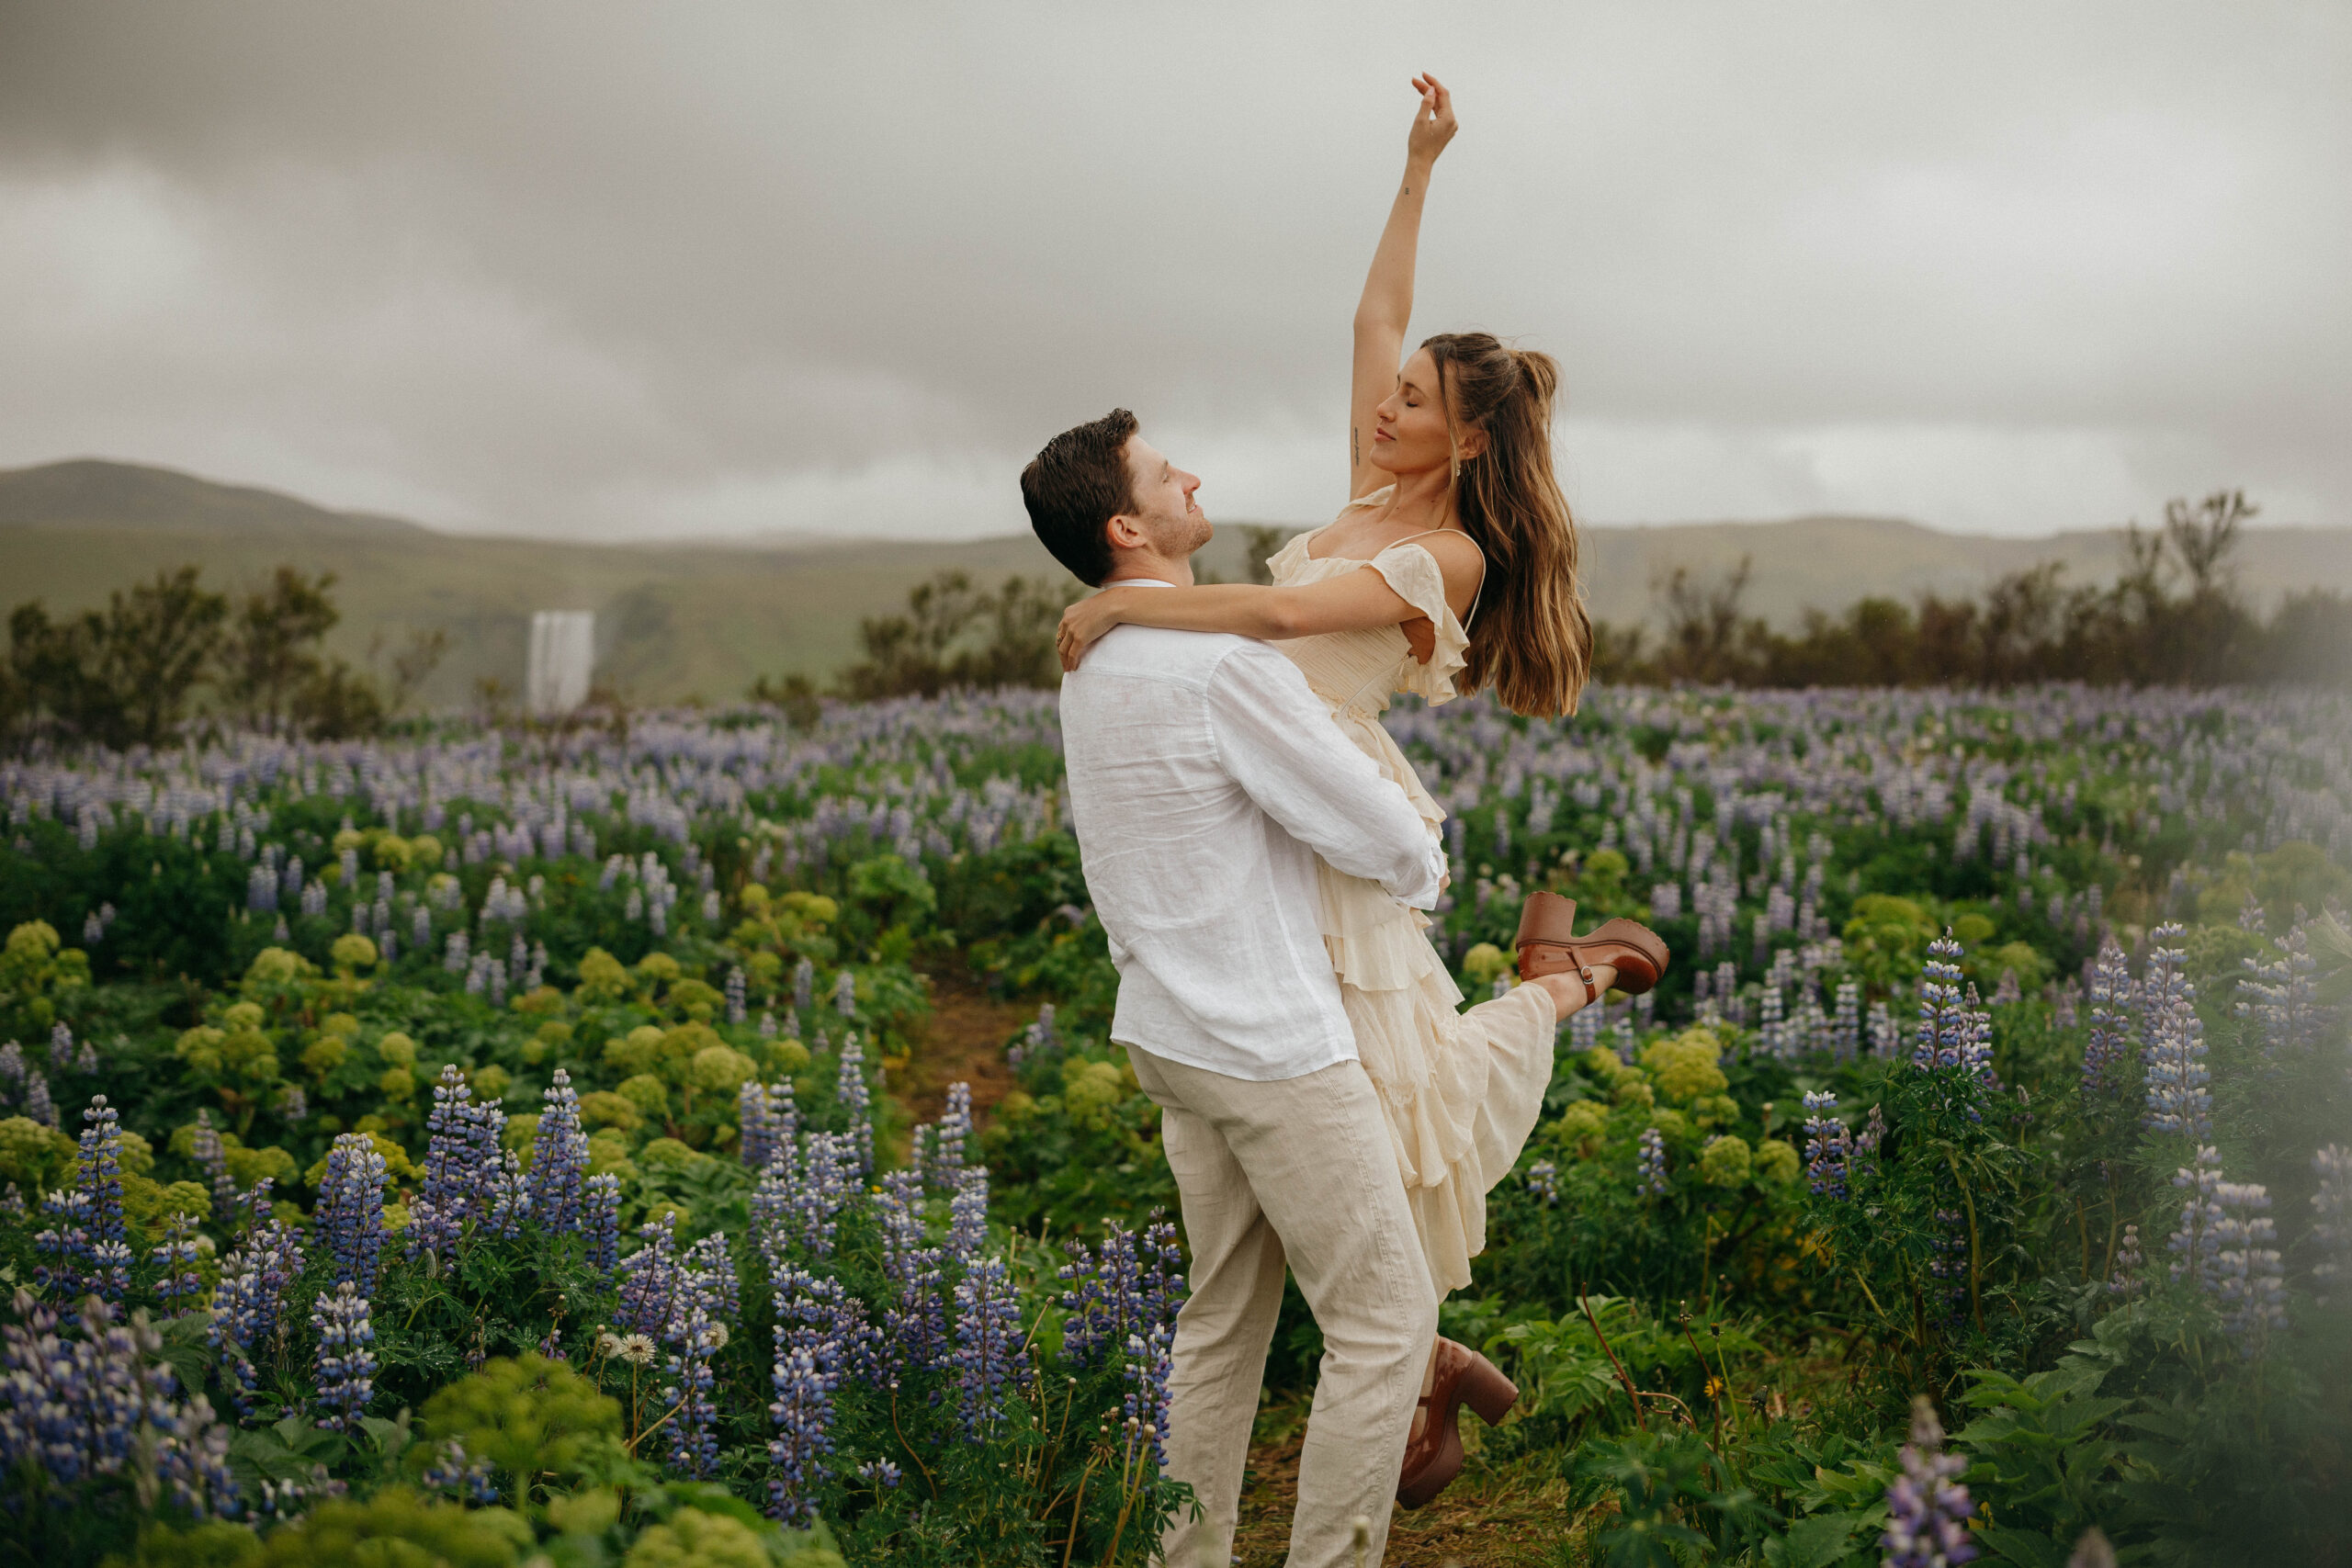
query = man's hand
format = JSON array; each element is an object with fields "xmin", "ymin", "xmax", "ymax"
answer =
[
  {"xmin": 1402, "ymin": 615, "xmax": 1437, "ymax": 665},
  {"xmin": 1407, "ymin": 73, "xmax": 1457, "ymax": 167}
]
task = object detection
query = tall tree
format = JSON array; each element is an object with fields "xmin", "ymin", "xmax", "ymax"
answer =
[{"xmin": 220, "ymin": 568, "xmax": 340, "ymax": 733}]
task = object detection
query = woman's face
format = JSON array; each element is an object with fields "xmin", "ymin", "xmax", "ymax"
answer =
[{"xmin": 1371, "ymin": 348, "xmax": 1482, "ymax": 477}]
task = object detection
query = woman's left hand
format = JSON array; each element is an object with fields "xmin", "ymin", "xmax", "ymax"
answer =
[{"xmin": 1057, "ymin": 589, "xmax": 1130, "ymax": 671}]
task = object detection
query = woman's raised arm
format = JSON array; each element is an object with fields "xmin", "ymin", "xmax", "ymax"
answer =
[{"xmin": 1350, "ymin": 74, "xmax": 1456, "ymax": 501}]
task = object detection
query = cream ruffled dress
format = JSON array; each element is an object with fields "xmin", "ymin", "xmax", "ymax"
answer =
[{"xmin": 1264, "ymin": 491, "xmax": 1557, "ymax": 1298}]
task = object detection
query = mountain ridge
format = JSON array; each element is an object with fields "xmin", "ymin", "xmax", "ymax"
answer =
[{"xmin": 7, "ymin": 458, "xmax": 2346, "ymax": 707}]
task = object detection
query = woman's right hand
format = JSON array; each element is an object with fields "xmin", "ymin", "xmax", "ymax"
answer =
[
  {"xmin": 1057, "ymin": 588, "xmax": 1132, "ymax": 673},
  {"xmin": 1406, "ymin": 73, "xmax": 1457, "ymax": 167}
]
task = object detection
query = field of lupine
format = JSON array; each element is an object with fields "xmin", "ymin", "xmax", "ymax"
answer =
[{"xmin": 0, "ymin": 681, "xmax": 2346, "ymax": 1566}]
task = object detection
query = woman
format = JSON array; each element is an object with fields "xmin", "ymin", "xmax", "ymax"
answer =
[{"xmin": 1056, "ymin": 75, "xmax": 1669, "ymax": 1505}]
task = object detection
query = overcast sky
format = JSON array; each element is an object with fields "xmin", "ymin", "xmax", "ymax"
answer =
[{"xmin": 2, "ymin": 2, "xmax": 2345, "ymax": 541}]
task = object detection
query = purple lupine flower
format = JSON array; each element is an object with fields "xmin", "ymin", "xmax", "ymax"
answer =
[
  {"xmin": 408, "ymin": 1066, "xmax": 505, "ymax": 1262},
  {"xmin": 311, "ymin": 1282, "xmax": 378, "ymax": 1435},
  {"xmin": 791, "ymin": 1132, "xmax": 856, "ymax": 1259},
  {"xmin": 35, "ymin": 1095, "xmax": 131, "ymax": 1301},
  {"xmin": 2080, "ymin": 937, "xmax": 2134, "ymax": 1094},
  {"xmin": 2136, "ymin": 923, "xmax": 2192, "ymax": 1039},
  {"xmin": 2210, "ymin": 1180, "xmax": 2287, "ymax": 1356},
  {"xmin": 151, "ymin": 1211, "xmax": 207, "ymax": 1314},
  {"xmin": 725, "ymin": 966, "xmax": 748, "ymax": 1025},
  {"xmin": 740, "ymin": 1079, "xmax": 798, "ymax": 1174},
  {"xmin": 678, "ymin": 1233, "xmax": 741, "ymax": 1327},
  {"xmin": 420, "ymin": 1437, "xmax": 499, "ymax": 1504},
  {"xmin": 766, "ymin": 1266, "xmax": 878, "ymax": 1521},
  {"xmin": 2313, "ymin": 1145, "xmax": 2352, "ymax": 1301},
  {"xmin": 875, "ymin": 1173, "xmax": 946, "ymax": 1377},
  {"xmin": 931, "ymin": 1081, "xmax": 972, "ymax": 1194},
  {"xmin": 526, "ymin": 1069, "xmax": 590, "ymax": 1234},
  {"xmin": 751, "ymin": 1159, "xmax": 800, "ymax": 1280},
  {"xmin": 834, "ymin": 1035, "xmax": 874, "ymax": 1179},
  {"xmin": 484, "ymin": 1148, "xmax": 532, "ymax": 1239},
  {"xmin": 945, "ymin": 1165, "xmax": 989, "ymax": 1270},
  {"xmin": 1525, "ymin": 1160, "xmax": 1560, "ymax": 1206},
  {"xmin": 212, "ymin": 1218, "xmax": 306, "ymax": 1415},
  {"xmin": 951, "ymin": 1253, "xmax": 1022, "ymax": 1437},
  {"xmin": 2238, "ymin": 924, "xmax": 2324, "ymax": 1060},
  {"xmin": 1915, "ymin": 933, "xmax": 1973, "ymax": 1071},
  {"xmin": 0, "ymin": 1289, "xmax": 241, "ymax": 1517},
  {"xmin": 233, "ymin": 1176, "xmax": 277, "ymax": 1240},
  {"xmin": 793, "ymin": 957, "xmax": 815, "ymax": 1015},
  {"xmin": 316, "ymin": 1133, "xmax": 388, "ymax": 1294},
  {"xmin": 614, "ymin": 1216, "xmax": 684, "ymax": 1341},
  {"xmin": 2108, "ymin": 1224, "xmax": 2145, "ymax": 1298},
  {"xmin": 2168, "ymin": 1145, "xmax": 2223, "ymax": 1291},
  {"xmin": 767, "ymin": 1339, "xmax": 836, "ymax": 1523},
  {"xmin": 1058, "ymin": 1220, "xmax": 1181, "ymax": 1370},
  {"xmin": 1801, "ymin": 1090, "xmax": 1852, "ymax": 1199},
  {"xmin": 831, "ymin": 968, "xmax": 856, "ymax": 1018},
  {"xmin": 1636, "ymin": 1127, "xmax": 1668, "ymax": 1196},
  {"xmin": 2143, "ymin": 981, "xmax": 2211, "ymax": 1139},
  {"xmin": 661, "ymin": 1306, "xmax": 722, "ymax": 1478},
  {"xmin": 24, "ymin": 1070, "xmax": 54, "ymax": 1128},
  {"xmin": 584, "ymin": 1174, "xmax": 622, "ymax": 1273},
  {"xmin": 1123, "ymin": 1322, "xmax": 1176, "ymax": 1471},
  {"xmin": 190, "ymin": 1111, "xmax": 236, "ymax": 1226},
  {"xmin": 1881, "ymin": 1396, "xmax": 1977, "ymax": 1566}
]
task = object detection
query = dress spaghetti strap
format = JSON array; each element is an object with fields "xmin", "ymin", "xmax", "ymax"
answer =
[{"xmin": 1385, "ymin": 529, "xmax": 1488, "ymax": 627}]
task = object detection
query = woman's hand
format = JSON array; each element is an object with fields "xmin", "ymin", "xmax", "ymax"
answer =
[
  {"xmin": 1406, "ymin": 73, "xmax": 1456, "ymax": 167},
  {"xmin": 1057, "ymin": 588, "xmax": 1132, "ymax": 672}
]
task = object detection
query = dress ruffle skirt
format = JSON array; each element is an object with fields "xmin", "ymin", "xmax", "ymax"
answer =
[{"xmin": 1269, "ymin": 520, "xmax": 1558, "ymax": 1298}]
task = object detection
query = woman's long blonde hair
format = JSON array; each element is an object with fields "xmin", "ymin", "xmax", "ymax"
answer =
[{"xmin": 1424, "ymin": 331, "xmax": 1591, "ymax": 716}]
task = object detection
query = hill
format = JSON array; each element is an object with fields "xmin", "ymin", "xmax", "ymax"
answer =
[{"xmin": 6, "ymin": 458, "xmax": 2346, "ymax": 707}]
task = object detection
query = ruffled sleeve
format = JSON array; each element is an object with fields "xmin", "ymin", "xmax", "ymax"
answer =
[
  {"xmin": 1264, "ymin": 527, "xmax": 1319, "ymax": 586},
  {"xmin": 1363, "ymin": 540, "xmax": 1470, "ymax": 705}
]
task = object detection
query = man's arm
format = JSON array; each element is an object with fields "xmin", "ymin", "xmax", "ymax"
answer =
[{"xmin": 1204, "ymin": 643, "xmax": 1446, "ymax": 908}]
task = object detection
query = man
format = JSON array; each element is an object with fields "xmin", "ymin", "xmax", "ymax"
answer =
[{"xmin": 1023, "ymin": 408, "xmax": 1446, "ymax": 1568}]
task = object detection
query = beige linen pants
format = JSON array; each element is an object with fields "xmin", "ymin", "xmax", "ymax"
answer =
[{"xmin": 1128, "ymin": 1045, "xmax": 1437, "ymax": 1568}]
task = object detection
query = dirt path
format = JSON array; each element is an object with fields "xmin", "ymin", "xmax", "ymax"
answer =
[
  {"xmin": 888, "ymin": 962, "xmax": 1035, "ymax": 1133},
  {"xmin": 1234, "ymin": 1404, "xmax": 1580, "ymax": 1566}
]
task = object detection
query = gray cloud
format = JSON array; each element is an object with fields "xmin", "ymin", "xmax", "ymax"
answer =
[{"xmin": 1, "ymin": 1, "xmax": 2345, "ymax": 539}]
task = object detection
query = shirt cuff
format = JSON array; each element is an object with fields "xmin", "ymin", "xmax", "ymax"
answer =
[{"xmin": 1385, "ymin": 843, "xmax": 1448, "ymax": 911}]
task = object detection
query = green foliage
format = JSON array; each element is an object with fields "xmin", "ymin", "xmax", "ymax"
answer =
[
  {"xmin": 1595, "ymin": 492, "xmax": 2352, "ymax": 688},
  {"xmin": 831, "ymin": 571, "xmax": 1074, "ymax": 701},
  {"xmin": 416, "ymin": 1355, "xmax": 625, "ymax": 1505}
]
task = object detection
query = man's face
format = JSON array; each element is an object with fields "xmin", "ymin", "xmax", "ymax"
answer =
[{"xmin": 1114, "ymin": 434, "xmax": 1211, "ymax": 560}]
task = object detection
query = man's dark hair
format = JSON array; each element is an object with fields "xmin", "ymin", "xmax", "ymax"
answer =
[{"xmin": 1021, "ymin": 408, "xmax": 1138, "ymax": 587}]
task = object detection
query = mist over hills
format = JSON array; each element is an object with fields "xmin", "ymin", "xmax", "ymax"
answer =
[{"xmin": 6, "ymin": 458, "xmax": 2346, "ymax": 708}]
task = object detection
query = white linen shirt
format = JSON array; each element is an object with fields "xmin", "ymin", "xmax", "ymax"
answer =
[{"xmin": 1059, "ymin": 594, "xmax": 1446, "ymax": 1080}]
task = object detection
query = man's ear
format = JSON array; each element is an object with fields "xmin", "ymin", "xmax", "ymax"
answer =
[{"xmin": 1104, "ymin": 513, "xmax": 1149, "ymax": 550}]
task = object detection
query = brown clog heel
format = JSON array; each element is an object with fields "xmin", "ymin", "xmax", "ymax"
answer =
[
  {"xmin": 1514, "ymin": 889, "xmax": 1671, "ymax": 1004},
  {"xmin": 1397, "ymin": 1337, "xmax": 1520, "ymax": 1510}
]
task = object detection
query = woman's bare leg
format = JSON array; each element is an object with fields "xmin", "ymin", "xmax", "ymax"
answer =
[
  {"xmin": 1527, "ymin": 962, "xmax": 1617, "ymax": 1024},
  {"xmin": 1408, "ymin": 962, "xmax": 1617, "ymax": 1444}
]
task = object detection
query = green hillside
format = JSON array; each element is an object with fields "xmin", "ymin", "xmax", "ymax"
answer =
[{"xmin": 6, "ymin": 458, "xmax": 2345, "ymax": 707}]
